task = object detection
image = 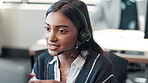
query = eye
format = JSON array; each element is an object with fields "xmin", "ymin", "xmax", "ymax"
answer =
[
  {"xmin": 59, "ymin": 29, "xmax": 67, "ymax": 34},
  {"xmin": 44, "ymin": 26, "xmax": 50, "ymax": 31}
]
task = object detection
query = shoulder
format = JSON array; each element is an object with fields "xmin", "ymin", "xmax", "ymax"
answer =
[
  {"xmin": 36, "ymin": 51, "xmax": 52, "ymax": 62},
  {"xmin": 85, "ymin": 50, "xmax": 114, "ymax": 73},
  {"xmin": 35, "ymin": 51, "xmax": 54, "ymax": 68},
  {"xmin": 87, "ymin": 50, "xmax": 112, "ymax": 68},
  {"xmin": 98, "ymin": 54, "xmax": 112, "ymax": 66},
  {"xmin": 83, "ymin": 51, "xmax": 118, "ymax": 82}
]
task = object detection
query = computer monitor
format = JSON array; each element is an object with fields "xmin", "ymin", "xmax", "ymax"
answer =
[{"xmin": 145, "ymin": 5, "xmax": 148, "ymax": 38}]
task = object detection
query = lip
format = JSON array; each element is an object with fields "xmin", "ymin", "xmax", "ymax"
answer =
[{"xmin": 47, "ymin": 44, "xmax": 60, "ymax": 51}]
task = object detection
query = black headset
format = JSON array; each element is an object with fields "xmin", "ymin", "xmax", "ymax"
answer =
[{"xmin": 61, "ymin": 0, "xmax": 91, "ymax": 43}]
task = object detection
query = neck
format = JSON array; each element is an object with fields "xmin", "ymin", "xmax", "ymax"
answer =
[{"xmin": 58, "ymin": 50, "xmax": 78, "ymax": 70}]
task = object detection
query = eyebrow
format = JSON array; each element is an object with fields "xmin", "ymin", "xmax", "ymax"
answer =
[
  {"xmin": 45, "ymin": 22, "xmax": 49, "ymax": 26},
  {"xmin": 45, "ymin": 22, "xmax": 69, "ymax": 28},
  {"xmin": 56, "ymin": 25, "xmax": 69, "ymax": 28}
]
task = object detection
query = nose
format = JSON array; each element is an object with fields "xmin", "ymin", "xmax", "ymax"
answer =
[{"xmin": 45, "ymin": 30, "xmax": 57, "ymax": 42}]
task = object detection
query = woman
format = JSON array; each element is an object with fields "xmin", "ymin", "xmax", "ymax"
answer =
[{"xmin": 29, "ymin": 0, "xmax": 118, "ymax": 83}]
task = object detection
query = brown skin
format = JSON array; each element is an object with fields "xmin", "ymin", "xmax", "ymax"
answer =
[{"xmin": 29, "ymin": 12, "xmax": 79, "ymax": 83}]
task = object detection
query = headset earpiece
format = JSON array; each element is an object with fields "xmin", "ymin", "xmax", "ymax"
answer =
[{"xmin": 79, "ymin": 30, "xmax": 91, "ymax": 42}]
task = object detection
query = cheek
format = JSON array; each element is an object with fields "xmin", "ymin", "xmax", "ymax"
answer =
[
  {"xmin": 44, "ymin": 31, "xmax": 49, "ymax": 38},
  {"xmin": 44, "ymin": 32, "xmax": 50, "ymax": 44},
  {"xmin": 60, "ymin": 34, "xmax": 78, "ymax": 47}
]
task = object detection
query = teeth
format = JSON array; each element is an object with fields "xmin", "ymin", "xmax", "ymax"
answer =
[
  {"xmin": 49, "ymin": 45, "xmax": 59, "ymax": 48},
  {"xmin": 48, "ymin": 44, "xmax": 59, "ymax": 50},
  {"xmin": 51, "ymin": 45, "xmax": 55, "ymax": 47}
]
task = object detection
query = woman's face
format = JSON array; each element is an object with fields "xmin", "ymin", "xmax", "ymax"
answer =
[{"xmin": 45, "ymin": 12, "xmax": 78, "ymax": 56}]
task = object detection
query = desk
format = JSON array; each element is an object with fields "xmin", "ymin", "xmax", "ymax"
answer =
[
  {"xmin": 29, "ymin": 29, "xmax": 148, "ymax": 82},
  {"xmin": 93, "ymin": 29, "xmax": 148, "ymax": 62}
]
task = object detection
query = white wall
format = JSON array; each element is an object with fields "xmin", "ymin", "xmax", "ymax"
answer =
[{"xmin": 0, "ymin": 4, "xmax": 47, "ymax": 49}]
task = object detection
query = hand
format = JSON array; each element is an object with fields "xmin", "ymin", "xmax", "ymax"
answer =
[
  {"xmin": 28, "ymin": 80, "xmax": 62, "ymax": 83},
  {"xmin": 28, "ymin": 74, "xmax": 36, "ymax": 78}
]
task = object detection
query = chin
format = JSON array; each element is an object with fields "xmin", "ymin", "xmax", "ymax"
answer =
[{"xmin": 48, "ymin": 50, "xmax": 58, "ymax": 56}]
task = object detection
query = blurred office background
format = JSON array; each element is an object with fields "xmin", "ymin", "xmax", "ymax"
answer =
[{"xmin": 0, "ymin": 0, "xmax": 147, "ymax": 83}]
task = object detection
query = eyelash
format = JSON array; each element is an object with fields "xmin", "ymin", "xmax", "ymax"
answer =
[
  {"xmin": 59, "ymin": 29, "xmax": 67, "ymax": 34},
  {"xmin": 44, "ymin": 27, "xmax": 50, "ymax": 31},
  {"xmin": 44, "ymin": 27, "xmax": 67, "ymax": 34}
]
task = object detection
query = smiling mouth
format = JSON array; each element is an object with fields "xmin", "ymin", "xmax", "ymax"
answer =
[{"xmin": 48, "ymin": 44, "xmax": 60, "ymax": 50}]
